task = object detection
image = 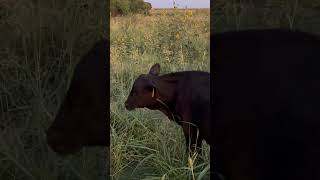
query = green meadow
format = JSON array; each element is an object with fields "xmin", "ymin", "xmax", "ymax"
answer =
[
  {"xmin": 111, "ymin": 1, "xmax": 320, "ymax": 179},
  {"xmin": 110, "ymin": 9, "xmax": 210, "ymax": 180}
]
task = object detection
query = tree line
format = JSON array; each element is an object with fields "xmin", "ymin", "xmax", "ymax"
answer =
[{"xmin": 111, "ymin": 0, "xmax": 152, "ymax": 16}]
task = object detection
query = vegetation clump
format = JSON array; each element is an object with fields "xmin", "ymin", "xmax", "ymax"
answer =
[{"xmin": 111, "ymin": 0, "xmax": 152, "ymax": 16}]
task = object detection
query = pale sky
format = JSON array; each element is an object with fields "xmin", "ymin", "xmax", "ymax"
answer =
[{"xmin": 144, "ymin": 0, "xmax": 210, "ymax": 8}]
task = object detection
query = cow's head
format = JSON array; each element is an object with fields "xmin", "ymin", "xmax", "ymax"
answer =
[
  {"xmin": 46, "ymin": 40, "xmax": 109, "ymax": 155},
  {"xmin": 125, "ymin": 63, "xmax": 160, "ymax": 111}
]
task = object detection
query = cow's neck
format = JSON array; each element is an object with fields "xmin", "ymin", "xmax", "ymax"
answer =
[
  {"xmin": 156, "ymin": 75, "xmax": 178, "ymax": 101},
  {"xmin": 152, "ymin": 73, "xmax": 182, "ymax": 124}
]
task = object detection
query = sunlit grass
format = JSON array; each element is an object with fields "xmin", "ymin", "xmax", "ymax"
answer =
[{"xmin": 110, "ymin": 9, "xmax": 210, "ymax": 180}]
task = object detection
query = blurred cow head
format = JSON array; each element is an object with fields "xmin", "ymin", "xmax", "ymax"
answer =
[
  {"xmin": 46, "ymin": 39, "xmax": 109, "ymax": 155},
  {"xmin": 124, "ymin": 64, "xmax": 160, "ymax": 111}
]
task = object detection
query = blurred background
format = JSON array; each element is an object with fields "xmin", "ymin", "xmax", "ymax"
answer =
[
  {"xmin": 0, "ymin": 0, "xmax": 107, "ymax": 179},
  {"xmin": 212, "ymin": 0, "xmax": 320, "ymax": 33}
]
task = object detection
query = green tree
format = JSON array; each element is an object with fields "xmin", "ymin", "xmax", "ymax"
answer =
[{"xmin": 111, "ymin": 0, "xmax": 152, "ymax": 16}]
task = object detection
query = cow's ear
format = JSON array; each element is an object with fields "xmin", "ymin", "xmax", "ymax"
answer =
[{"xmin": 148, "ymin": 63, "xmax": 160, "ymax": 76}]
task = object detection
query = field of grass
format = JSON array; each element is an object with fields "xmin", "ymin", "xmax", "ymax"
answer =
[
  {"xmin": 2, "ymin": 0, "xmax": 319, "ymax": 179},
  {"xmin": 110, "ymin": 9, "xmax": 210, "ymax": 180},
  {"xmin": 110, "ymin": 1, "xmax": 320, "ymax": 179},
  {"xmin": 212, "ymin": 0, "xmax": 320, "ymax": 33},
  {"xmin": 0, "ymin": 0, "xmax": 108, "ymax": 180}
]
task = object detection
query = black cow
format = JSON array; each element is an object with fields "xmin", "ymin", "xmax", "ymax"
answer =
[
  {"xmin": 125, "ymin": 64, "xmax": 210, "ymax": 154},
  {"xmin": 212, "ymin": 29, "xmax": 320, "ymax": 180},
  {"xmin": 46, "ymin": 39, "xmax": 109, "ymax": 155}
]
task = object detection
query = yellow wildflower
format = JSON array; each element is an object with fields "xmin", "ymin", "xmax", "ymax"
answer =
[
  {"xmin": 161, "ymin": 10, "xmax": 167, "ymax": 16},
  {"xmin": 176, "ymin": 33, "xmax": 180, "ymax": 39},
  {"xmin": 188, "ymin": 156, "xmax": 193, "ymax": 168},
  {"xmin": 186, "ymin": 10, "xmax": 193, "ymax": 17}
]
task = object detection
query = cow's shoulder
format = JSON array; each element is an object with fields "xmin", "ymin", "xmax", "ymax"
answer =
[{"xmin": 175, "ymin": 71, "xmax": 209, "ymax": 113}]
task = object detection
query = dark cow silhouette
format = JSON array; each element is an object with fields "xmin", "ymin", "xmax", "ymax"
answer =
[
  {"xmin": 125, "ymin": 64, "xmax": 210, "ymax": 153},
  {"xmin": 46, "ymin": 39, "xmax": 109, "ymax": 155},
  {"xmin": 212, "ymin": 29, "xmax": 320, "ymax": 180}
]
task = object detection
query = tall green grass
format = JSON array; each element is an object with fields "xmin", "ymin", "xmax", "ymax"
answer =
[
  {"xmin": 110, "ymin": 9, "xmax": 210, "ymax": 180},
  {"xmin": 0, "ymin": 0, "xmax": 107, "ymax": 179},
  {"xmin": 213, "ymin": 0, "xmax": 320, "ymax": 33}
]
